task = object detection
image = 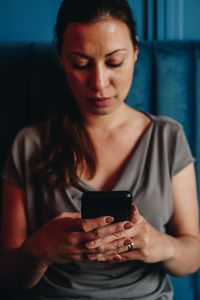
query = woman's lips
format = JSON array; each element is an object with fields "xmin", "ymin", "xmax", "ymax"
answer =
[{"xmin": 88, "ymin": 97, "xmax": 113, "ymax": 107}]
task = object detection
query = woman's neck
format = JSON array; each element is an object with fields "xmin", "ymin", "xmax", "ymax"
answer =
[{"xmin": 82, "ymin": 103, "xmax": 134, "ymax": 133}]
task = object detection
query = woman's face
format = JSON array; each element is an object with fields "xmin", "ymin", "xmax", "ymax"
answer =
[{"xmin": 59, "ymin": 17, "xmax": 138, "ymax": 118}]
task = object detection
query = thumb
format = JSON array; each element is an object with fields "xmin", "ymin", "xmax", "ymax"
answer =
[
  {"xmin": 54, "ymin": 212, "xmax": 81, "ymax": 220},
  {"xmin": 130, "ymin": 204, "xmax": 141, "ymax": 223}
]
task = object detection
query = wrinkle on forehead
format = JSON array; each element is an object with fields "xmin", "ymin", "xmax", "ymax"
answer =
[{"xmin": 63, "ymin": 17, "xmax": 133, "ymax": 56}]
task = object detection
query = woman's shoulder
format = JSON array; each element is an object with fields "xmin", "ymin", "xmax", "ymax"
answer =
[
  {"xmin": 151, "ymin": 114, "xmax": 182, "ymax": 128},
  {"xmin": 145, "ymin": 113, "xmax": 184, "ymax": 136},
  {"xmin": 14, "ymin": 123, "xmax": 46, "ymax": 145},
  {"xmin": 9, "ymin": 123, "xmax": 47, "ymax": 158},
  {"xmin": 134, "ymin": 110, "xmax": 184, "ymax": 136}
]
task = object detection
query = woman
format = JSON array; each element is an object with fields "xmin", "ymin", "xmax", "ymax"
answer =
[{"xmin": 1, "ymin": 0, "xmax": 200, "ymax": 299}]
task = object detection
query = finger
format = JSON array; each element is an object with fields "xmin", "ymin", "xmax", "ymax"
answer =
[
  {"xmin": 98, "ymin": 250, "xmax": 140, "ymax": 263},
  {"xmin": 130, "ymin": 205, "xmax": 143, "ymax": 224},
  {"xmin": 81, "ymin": 216, "xmax": 114, "ymax": 232},
  {"xmin": 93, "ymin": 247, "xmax": 142, "ymax": 263},
  {"xmin": 88, "ymin": 238, "xmax": 135, "ymax": 260},
  {"xmin": 89, "ymin": 253, "xmax": 122, "ymax": 263},
  {"xmin": 88, "ymin": 246, "xmax": 127, "ymax": 260},
  {"xmin": 61, "ymin": 252, "xmax": 93, "ymax": 263},
  {"xmin": 63, "ymin": 242, "xmax": 98, "ymax": 255},
  {"xmin": 119, "ymin": 249, "xmax": 143, "ymax": 262},
  {"xmin": 85, "ymin": 221, "xmax": 133, "ymax": 249},
  {"xmin": 55, "ymin": 212, "xmax": 81, "ymax": 220},
  {"xmin": 58, "ymin": 215, "xmax": 114, "ymax": 233},
  {"xmin": 97, "ymin": 237, "xmax": 133, "ymax": 254},
  {"xmin": 61, "ymin": 231, "xmax": 101, "ymax": 255}
]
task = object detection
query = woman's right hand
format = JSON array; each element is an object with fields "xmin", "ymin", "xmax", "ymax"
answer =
[{"xmin": 19, "ymin": 212, "xmax": 115, "ymax": 267}]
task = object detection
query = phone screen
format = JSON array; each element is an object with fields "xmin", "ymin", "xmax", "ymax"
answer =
[{"xmin": 81, "ymin": 191, "xmax": 132, "ymax": 222}]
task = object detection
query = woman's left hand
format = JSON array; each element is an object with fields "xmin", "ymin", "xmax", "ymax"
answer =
[{"xmin": 85, "ymin": 205, "xmax": 174, "ymax": 264}]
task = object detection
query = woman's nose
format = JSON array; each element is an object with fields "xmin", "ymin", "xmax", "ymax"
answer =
[{"xmin": 89, "ymin": 64, "xmax": 109, "ymax": 92}]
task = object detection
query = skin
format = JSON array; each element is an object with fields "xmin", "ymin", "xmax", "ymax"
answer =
[
  {"xmin": 58, "ymin": 18, "xmax": 138, "ymax": 119},
  {"xmin": 1, "ymin": 17, "xmax": 200, "ymax": 291}
]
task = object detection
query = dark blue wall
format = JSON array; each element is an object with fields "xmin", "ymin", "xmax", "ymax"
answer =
[
  {"xmin": 0, "ymin": 0, "xmax": 61, "ymax": 42},
  {"xmin": 0, "ymin": 1, "xmax": 199, "ymax": 300},
  {"xmin": 0, "ymin": 0, "xmax": 200, "ymax": 42}
]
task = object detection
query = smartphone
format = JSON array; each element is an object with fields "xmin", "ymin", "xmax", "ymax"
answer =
[{"xmin": 81, "ymin": 191, "xmax": 132, "ymax": 222}]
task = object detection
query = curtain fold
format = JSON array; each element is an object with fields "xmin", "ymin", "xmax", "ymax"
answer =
[
  {"xmin": 0, "ymin": 41, "xmax": 199, "ymax": 300},
  {"xmin": 128, "ymin": 41, "xmax": 200, "ymax": 300}
]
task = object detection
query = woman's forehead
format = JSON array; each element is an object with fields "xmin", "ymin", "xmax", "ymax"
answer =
[{"xmin": 62, "ymin": 18, "xmax": 133, "ymax": 53}]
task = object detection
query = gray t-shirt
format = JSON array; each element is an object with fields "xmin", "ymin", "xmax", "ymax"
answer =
[{"xmin": 1, "ymin": 114, "xmax": 195, "ymax": 300}]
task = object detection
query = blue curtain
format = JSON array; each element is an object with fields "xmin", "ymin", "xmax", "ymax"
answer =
[
  {"xmin": 0, "ymin": 41, "xmax": 199, "ymax": 300},
  {"xmin": 127, "ymin": 41, "xmax": 200, "ymax": 300}
]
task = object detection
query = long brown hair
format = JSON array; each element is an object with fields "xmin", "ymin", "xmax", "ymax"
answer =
[
  {"xmin": 37, "ymin": 91, "xmax": 97, "ymax": 187},
  {"xmin": 38, "ymin": 0, "xmax": 138, "ymax": 187}
]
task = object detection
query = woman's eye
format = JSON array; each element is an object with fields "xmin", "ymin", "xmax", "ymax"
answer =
[
  {"xmin": 72, "ymin": 62, "xmax": 91, "ymax": 70},
  {"xmin": 72, "ymin": 61, "xmax": 123, "ymax": 70},
  {"xmin": 73, "ymin": 64, "xmax": 89, "ymax": 70},
  {"xmin": 106, "ymin": 62, "xmax": 123, "ymax": 68}
]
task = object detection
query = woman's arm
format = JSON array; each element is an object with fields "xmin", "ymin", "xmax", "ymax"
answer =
[
  {"xmin": 0, "ymin": 181, "xmax": 119, "ymax": 290},
  {"xmin": 160, "ymin": 162, "xmax": 200, "ymax": 276},
  {"xmin": 85, "ymin": 163, "xmax": 200, "ymax": 276},
  {"xmin": 0, "ymin": 181, "xmax": 48, "ymax": 289}
]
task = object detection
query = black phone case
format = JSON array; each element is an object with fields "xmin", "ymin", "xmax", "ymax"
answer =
[{"xmin": 81, "ymin": 191, "xmax": 132, "ymax": 222}]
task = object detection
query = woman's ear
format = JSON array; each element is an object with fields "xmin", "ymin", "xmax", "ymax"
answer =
[{"xmin": 133, "ymin": 36, "xmax": 139, "ymax": 62}]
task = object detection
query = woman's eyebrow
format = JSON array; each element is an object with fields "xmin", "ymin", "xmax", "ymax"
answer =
[
  {"xmin": 69, "ymin": 49, "xmax": 128, "ymax": 58},
  {"xmin": 105, "ymin": 49, "xmax": 128, "ymax": 57},
  {"xmin": 69, "ymin": 52, "xmax": 90, "ymax": 59}
]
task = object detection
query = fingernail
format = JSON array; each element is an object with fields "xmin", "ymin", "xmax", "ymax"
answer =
[
  {"xmin": 124, "ymin": 238, "xmax": 133, "ymax": 246},
  {"xmin": 124, "ymin": 222, "xmax": 133, "ymax": 230},
  {"xmin": 88, "ymin": 254, "xmax": 97, "ymax": 260},
  {"xmin": 105, "ymin": 216, "xmax": 114, "ymax": 224},
  {"xmin": 113, "ymin": 255, "xmax": 121, "ymax": 262},
  {"xmin": 85, "ymin": 240, "xmax": 95, "ymax": 249},
  {"xmin": 132, "ymin": 204, "xmax": 137, "ymax": 213}
]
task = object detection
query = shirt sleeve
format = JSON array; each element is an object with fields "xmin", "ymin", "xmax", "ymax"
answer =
[
  {"xmin": 1, "ymin": 126, "xmax": 42, "ymax": 190},
  {"xmin": 1, "ymin": 129, "xmax": 27, "ymax": 189},
  {"xmin": 171, "ymin": 125, "xmax": 195, "ymax": 176}
]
